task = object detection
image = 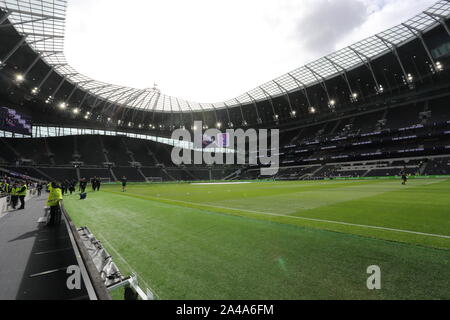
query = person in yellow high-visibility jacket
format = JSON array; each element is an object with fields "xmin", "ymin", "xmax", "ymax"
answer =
[
  {"xmin": 0, "ymin": 181, "xmax": 7, "ymax": 193},
  {"xmin": 17, "ymin": 182, "xmax": 28, "ymax": 210},
  {"xmin": 10, "ymin": 182, "xmax": 19, "ymax": 210},
  {"xmin": 1, "ymin": 181, "xmax": 10, "ymax": 203},
  {"xmin": 47, "ymin": 182, "xmax": 63, "ymax": 226}
]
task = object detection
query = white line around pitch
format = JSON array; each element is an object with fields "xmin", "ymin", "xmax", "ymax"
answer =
[{"xmin": 144, "ymin": 196, "xmax": 450, "ymax": 240}]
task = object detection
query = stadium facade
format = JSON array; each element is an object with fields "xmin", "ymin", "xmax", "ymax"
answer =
[{"xmin": 0, "ymin": 0, "xmax": 449, "ymax": 181}]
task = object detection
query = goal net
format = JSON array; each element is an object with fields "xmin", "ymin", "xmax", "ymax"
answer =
[{"xmin": 99, "ymin": 177, "xmax": 112, "ymax": 184}]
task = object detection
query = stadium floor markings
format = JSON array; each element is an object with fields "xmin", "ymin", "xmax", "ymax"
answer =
[
  {"xmin": 33, "ymin": 247, "xmax": 73, "ymax": 255},
  {"xmin": 209, "ymin": 185, "xmax": 411, "ymax": 213},
  {"xmin": 29, "ymin": 267, "xmax": 68, "ymax": 278},
  {"xmin": 175, "ymin": 179, "xmax": 446, "ymax": 216},
  {"xmin": 118, "ymin": 193, "xmax": 450, "ymax": 240}
]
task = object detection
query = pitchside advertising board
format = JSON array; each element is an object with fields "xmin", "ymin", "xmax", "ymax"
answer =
[{"xmin": 0, "ymin": 106, "xmax": 32, "ymax": 136}]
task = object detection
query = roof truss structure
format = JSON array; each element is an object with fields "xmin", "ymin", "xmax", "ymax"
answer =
[{"xmin": 0, "ymin": 0, "xmax": 449, "ymax": 112}]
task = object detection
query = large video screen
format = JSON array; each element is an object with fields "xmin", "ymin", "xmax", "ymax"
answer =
[{"xmin": 0, "ymin": 107, "xmax": 32, "ymax": 136}]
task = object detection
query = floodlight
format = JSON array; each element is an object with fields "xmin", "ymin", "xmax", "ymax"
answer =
[
  {"xmin": 407, "ymin": 73, "xmax": 414, "ymax": 83},
  {"xmin": 15, "ymin": 74, "xmax": 24, "ymax": 83}
]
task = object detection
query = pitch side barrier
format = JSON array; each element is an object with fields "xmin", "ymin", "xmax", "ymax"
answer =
[
  {"xmin": 105, "ymin": 179, "xmax": 275, "ymax": 185},
  {"xmin": 99, "ymin": 176, "xmax": 447, "ymax": 185},
  {"xmin": 332, "ymin": 175, "xmax": 450, "ymax": 181},
  {"xmin": 60, "ymin": 202, "xmax": 154, "ymax": 300}
]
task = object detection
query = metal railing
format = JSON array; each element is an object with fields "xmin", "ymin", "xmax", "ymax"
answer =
[
  {"xmin": 60, "ymin": 201, "xmax": 153, "ymax": 300},
  {"xmin": 60, "ymin": 201, "xmax": 112, "ymax": 300}
]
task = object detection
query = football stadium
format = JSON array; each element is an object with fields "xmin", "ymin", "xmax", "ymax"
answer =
[{"xmin": 0, "ymin": 0, "xmax": 449, "ymax": 303}]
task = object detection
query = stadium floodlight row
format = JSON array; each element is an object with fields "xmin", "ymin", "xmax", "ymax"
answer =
[{"xmin": 0, "ymin": 0, "xmax": 448, "ymax": 121}]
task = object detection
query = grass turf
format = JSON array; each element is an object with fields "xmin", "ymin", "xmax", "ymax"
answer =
[{"xmin": 64, "ymin": 179, "xmax": 450, "ymax": 300}]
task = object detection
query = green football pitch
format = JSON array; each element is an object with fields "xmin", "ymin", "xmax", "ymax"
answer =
[{"xmin": 64, "ymin": 179, "xmax": 450, "ymax": 300}]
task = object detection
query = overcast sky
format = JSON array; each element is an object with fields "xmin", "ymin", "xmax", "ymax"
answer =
[{"xmin": 64, "ymin": 0, "xmax": 436, "ymax": 103}]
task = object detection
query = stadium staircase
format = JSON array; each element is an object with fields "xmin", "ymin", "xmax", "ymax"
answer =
[
  {"xmin": 43, "ymin": 138, "xmax": 56, "ymax": 165},
  {"xmin": 72, "ymin": 136, "xmax": 82, "ymax": 163},
  {"xmin": 1, "ymin": 138, "xmax": 21, "ymax": 161},
  {"xmin": 161, "ymin": 167, "xmax": 176, "ymax": 181},
  {"xmin": 299, "ymin": 172, "xmax": 313, "ymax": 180},
  {"xmin": 137, "ymin": 168, "xmax": 148, "ymax": 181},
  {"xmin": 97, "ymin": 136, "xmax": 117, "ymax": 181},
  {"xmin": 144, "ymin": 146, "xmax": 175, "ymax": 180},
  {"xmin": 329, "ymin": 119, "xmax": 342, "ymax": 136},
  {"xmin": 303, "ymin": 166, "xmax": 326, "ymax": 180},
  {"xmin": 76, "ymin": 167, "xmax": 81, "ymax": 181},
  {"xmin": 99, "ymin": 136, "xmax": 111, "ymax": 163},
  {"xmin": 109, "ymin": 168, "xmax": 118, "ymax": 182},
  {"xmin": 419, "ymin": 161, "xmax": 429, "ymax": 176},
  {"xmin": 121, "ymin": 138, "xmax": 137, "ymax": 163},
  {"xmin": 142, "ymin": 142, "xmax": 171, "ymax": 180},
  {"xmin": 121, "ymin": 137, "xmax": 148, "ymax": 181},
  {"xmin": 362, "ymin": 169, "xmax": 372, "ymax": 177},
  {"xmin": 289, "ymin": 128, "xmax": 305, "ymax": 145},
  {"xmin": 33, "ymin": 167, "xmax": 54, "ymax": 181},
  {"xmin": 182, "ymin": 167, "xmax": 197, "ymax": 180},
  {"xmin": 224, "ymin": 169, "xmax": 242, "ymax": 181},
  {"xmin": 144, "ymin": 144, "xmax": 160, "ymax": 167}
]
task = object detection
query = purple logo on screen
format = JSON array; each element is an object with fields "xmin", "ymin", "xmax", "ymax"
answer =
[
  {"xmin": 0, "ymin": 107, "xmax": 32, "ymax": 135},
  {"xmin": 202, "ymin": 133, "xmax": 230, "ymax": 148},
  {"xmin": 216, "ymin": 133, "xmax": 230, "ymax": 148}
]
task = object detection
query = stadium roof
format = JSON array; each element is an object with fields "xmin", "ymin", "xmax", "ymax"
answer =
[{"xmin": 0, "ymin": 0, "xmax": 449, "ymax": 112}]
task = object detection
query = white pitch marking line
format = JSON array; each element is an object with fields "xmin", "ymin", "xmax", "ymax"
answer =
[
  {"xmin": 145, "ymin": 196, "xmax": 450, "ymax": 240},
  {"xmin": 191, "ymin": 182, "xmax": 252, "ymax": 185}
]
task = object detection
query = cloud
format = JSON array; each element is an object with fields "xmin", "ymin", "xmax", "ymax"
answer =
[
  {"xmin": 63, "ymin": 0, "xmax": 437, "ymax": 103},
  {"xmin": 336, "ymin": 0, "xmax": 437, "ymax": 49},
  {"xmin": 290, "ymin": 0, "xmax": 369, "ymax": 58}
]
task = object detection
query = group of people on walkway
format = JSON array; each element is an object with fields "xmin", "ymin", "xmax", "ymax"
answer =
[
  {"xmin": 1, "ymin": 173, "xmax": 128, "ymax": 227},
  {"xmin": 0, "ymin": 175, "xmax": 45, "ymax": 210}
]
